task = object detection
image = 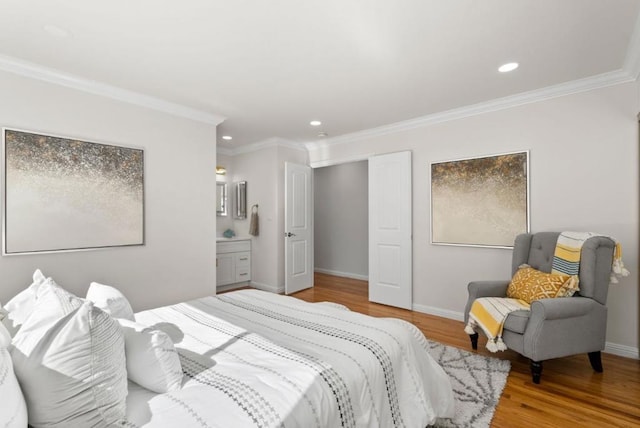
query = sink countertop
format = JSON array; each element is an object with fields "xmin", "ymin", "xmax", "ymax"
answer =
[{"xmin": 216, "ymin": 236, "xmax": 251, "ymax": 242}]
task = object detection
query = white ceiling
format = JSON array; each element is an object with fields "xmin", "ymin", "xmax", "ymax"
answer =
[{"xmin": 0, "ymin": 0, "xmax": 639, "ymax": 151}]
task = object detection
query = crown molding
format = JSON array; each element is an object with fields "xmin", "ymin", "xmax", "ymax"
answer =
[
  {"xmin": 0, "ymin": 54, "xmax": 225, "ymax": 126},
  {"xmin": 306, "ymin": 69, "xmax": 634, "ymax": 151},
  {"xmin": 307, "ymin": 10, "xmax": 640, "ymax": 151},
  {"xmin": 220, "ymin": 137, "xmax": 306, "ymax": 156},
  {"xmin": 217, "ymin": 146, "xmax": 233, "ymax": 156},
  {"xmin": 309, "ymin": 153, "xmax": 373, "ymax": 168}
]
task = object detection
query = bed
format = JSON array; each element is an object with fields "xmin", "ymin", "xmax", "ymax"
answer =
[
  {"xmin": 124, "ymin": 289, "xmax": 455, "ymax": 427},
  {"xmin": 2, "ymin": 273, "xmax": 454, "ymax": 428}
]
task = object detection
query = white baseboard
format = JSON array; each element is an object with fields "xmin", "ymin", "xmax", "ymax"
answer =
[
  {"xmin": 216, "ymin": 282, "xmax": 250, "ymax": 293},
  {"xmin": 250, "ymin": 281, "xmax": 285, "ymax": 294},
  {"xmin": 314, "ymin": 268, "xmax": 368, "ymax": 281},
  {"xmin": 411, "ymin": 303, "xmax": 639, "ymax": 360},
  {"xmin": 412, "ymin": 303, "xmax": 465, "ymax": 322},
  {"xmin": 604, "ymin": 342, "xmax": 640, "ymax": 359}
]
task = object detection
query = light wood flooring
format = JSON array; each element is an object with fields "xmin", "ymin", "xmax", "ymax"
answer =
[{"xmin": 291, "ymin": 273, "xmax": 640, "ymax": 428}]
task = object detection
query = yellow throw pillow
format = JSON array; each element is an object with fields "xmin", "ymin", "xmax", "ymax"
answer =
[{"xmin": 506, "ymin": 265, "xmax": 579, "ymax": 304}]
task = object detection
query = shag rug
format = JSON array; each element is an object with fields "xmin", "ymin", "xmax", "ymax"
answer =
[{"xmin": 428, "ymin": 340, "xmax": 511, "ymax": 428}]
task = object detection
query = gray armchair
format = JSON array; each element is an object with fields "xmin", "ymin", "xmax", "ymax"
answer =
[{"xmin": 464, "ymin": 232, "xmax": 614, "ymax": 384}]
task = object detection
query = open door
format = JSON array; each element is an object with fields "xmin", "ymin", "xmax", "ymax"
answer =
[
  {"xmin": 284, "ymin": 162, "xmax": 313, "ymax": 294},
  {"xmin": 368, "ymin": 151, "xmax": 412, "ymax": 309}
]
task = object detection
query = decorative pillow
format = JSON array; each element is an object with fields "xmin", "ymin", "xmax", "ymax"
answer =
[
  {"xmin": 555, "ymin": 277, "xmax": 580, "ymax": 298},
  {"xmin": 86, "ymin": 281, "xmax": 135, "ymax": 321},
  {"xmin": 11, "ymin": 280, "xmax": 127, "ymax": 427},
  {"xmin": 118, "ymin": 318, "xmax": 184, "ymax": 393},
  {"xmin": 507, "ymin": 265, "xmax": 579, "ymax": 304},
  {"xmin": 2, "ymin": 269, "xmax": 46, "ymax": 336}
]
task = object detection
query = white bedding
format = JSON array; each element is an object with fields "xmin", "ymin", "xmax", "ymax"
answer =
[{"xmin": 125, "ymin": 290, "xmax": 454, "ymax": 427}]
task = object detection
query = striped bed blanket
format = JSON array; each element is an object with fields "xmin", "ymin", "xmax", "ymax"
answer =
[{"xmin": 125, "ymin": 289, "xmax": 455, "ymax": 427}]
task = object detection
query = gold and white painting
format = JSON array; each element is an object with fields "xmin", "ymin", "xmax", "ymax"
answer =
[
  {"xmin": 3, "ymin": 129, "xmax": 144, "ymax": 254},
  {"xmin": 430, "ymin": 151, "xmax": 529, "ymax": 248}
]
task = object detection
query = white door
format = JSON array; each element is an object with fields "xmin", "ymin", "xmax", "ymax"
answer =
[
  {"xmin": 368, "ymin": 151, "xmax": 412, "ymax": 309},
  {"xmin": 285, "ymin": 162, "xmax": 313, "ymax": 294}
]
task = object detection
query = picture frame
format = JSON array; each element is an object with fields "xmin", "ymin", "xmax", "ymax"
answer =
[
  {"xmin": 2, "ymin": 128, "xmax": 145, "ymax": 255},
  {"xmin": 430, "ymin": 150, "xmax": 529, "ymax": 248}
]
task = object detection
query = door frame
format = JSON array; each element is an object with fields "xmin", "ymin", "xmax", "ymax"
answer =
[{"xmin": 310, "ymin": 151, "xmax": 412, "ymax": 309}]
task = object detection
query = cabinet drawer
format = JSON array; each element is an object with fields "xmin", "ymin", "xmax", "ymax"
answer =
[
  {"xmin": 217, "ymin": 240, "xmax": 251, "ymax": 254},
  {"xmin": 235, "ymin": 252, "xmax": 251, "ymax": 267},
  {"xmin": 236, "ymin": 267, "xmax": 251, "ymax": 282}
]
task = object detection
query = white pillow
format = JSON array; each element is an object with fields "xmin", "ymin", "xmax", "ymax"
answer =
[
  {"xmin": 2, "ymin": 269, "xmax": 46, "ymax": 336},
  {"xmin": 12, "ymin": 278, "xmax": 82, "ymax": 353},
  {"xmin": 0, "ymin": 345, "xmax": 28, "ymax": 428},
  {"xmin": 0, "ymin": 321, "xmax": 10, "ymax": 347},
  {"xmin": 118, "ymin": 318, "xmax": 183, "ymax": 393},
  {"xmin": 1, "ymin": 322, "xmax": 27, "ymax": 428},
  {"xmin": 11, "ymin": 280, "xmax": 127, "ymax": 427},
  {"xmin": 86, "ymin": 281, "xmax": 135, "ymax": 321}
]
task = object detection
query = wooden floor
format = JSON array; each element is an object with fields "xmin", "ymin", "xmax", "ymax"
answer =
[{"xmin": 292, "ymin": 273, "xmax": 640, "ymax": 428}]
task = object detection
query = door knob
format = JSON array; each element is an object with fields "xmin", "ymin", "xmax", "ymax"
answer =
[{"xmin": 285, "ymin": 232, "xmax": 296, "ymax": 237}]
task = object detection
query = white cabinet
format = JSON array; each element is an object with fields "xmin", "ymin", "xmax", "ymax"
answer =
[
  {"xmin": 217, "ymin": 239, "xmax": 251, "ymax": 288},
  {"xmin": 216, "ymin": 253, "xmax": 235, "ymax": 285}
]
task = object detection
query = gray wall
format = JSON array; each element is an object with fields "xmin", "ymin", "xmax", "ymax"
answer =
[
  {"xmin": 219, "ymin": 145, "xmax": 308, "ymax": 293},
  {"xmin": 314, "ymin": 161, "xmax": 368, "ymax": 279},
  {"xmin": 308, "ymin": 81, "xmax": 639, "ymax": 357},
  {"xmin": 0, "ymin": 71, "xmax": 217, "ymax": 311}
]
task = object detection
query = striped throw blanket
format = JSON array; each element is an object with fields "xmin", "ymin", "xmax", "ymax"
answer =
[
  {"xmin": 552, "ymin": 231, "xmax": 630, "ymax": 284},
  {"xmin": 465, "ymin": 297, "xmax": 531, "ymax": 352}
]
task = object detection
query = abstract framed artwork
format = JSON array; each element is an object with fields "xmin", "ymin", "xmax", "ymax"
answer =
[
  {"xmin": 430, "ymin": 150, "xmax": 529, "ymax": 248},
  {"xmin": 2, "ymin": 128, "xmax": 144, "ymax": 255}
]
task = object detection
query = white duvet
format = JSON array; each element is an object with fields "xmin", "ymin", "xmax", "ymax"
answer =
[{"xmin": 125, "ymin": 290, "xmax": 454, "ymax": 428}]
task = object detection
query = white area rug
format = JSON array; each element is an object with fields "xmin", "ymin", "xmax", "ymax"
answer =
[{"xmin": 428, "ymin": 340, "xmax": 511, "ymax": 428}]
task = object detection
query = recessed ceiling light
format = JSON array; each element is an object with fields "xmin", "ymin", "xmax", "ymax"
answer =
[
  {"xmin": 310, "ymin": 120, "xmax": 322, "ymax": 126},
  {"xmin": 498, "ymin": 62, "xmax": 519, "ymax": 73},
  {"xmin": 318, "ymin": 132, "xmax": 328, "ymax": 138},
  {"xmin": 43, "ymin": 24, "xmax": 72, "ymax": 38},
  {"xmin": 222, "ymin": 135, "xmax": 232, "ymax": 140}
]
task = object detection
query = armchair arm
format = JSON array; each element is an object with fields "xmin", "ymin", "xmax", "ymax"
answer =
[
  {"xmin": 523, "ymin": 297, "xmax": 607, "ymax": 361},
  {"xmin": 464, "ymin": 280, "xmax": 510, "ymax": 323},
  {"xmin": 529, "ymin": 297, "xmax": 599, "ymax": 320},
  {"xmin": 467, "ymin": 280, "xmax": 510, "ymax": 299}
]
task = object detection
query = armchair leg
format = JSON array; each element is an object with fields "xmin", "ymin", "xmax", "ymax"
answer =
[
  {"xmin": 469, "ymin": 333, "xmax": 479, "ymax": 350},
  {"xmin": 530, "ymin": 360, "xmax": 543, "ymax": 384},
  {"xmin": 588, "ymin": 351, "xmax": 603, "ymax": 372}
]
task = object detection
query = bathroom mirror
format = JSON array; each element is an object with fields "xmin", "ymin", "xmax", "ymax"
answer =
[
  {"xmin": 216, "ymin": 181, "xmax": 227, "ymax": 216},
  {"xmin": 234, "ymin": 181, "xmax": 247, "ymax": 219}
]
